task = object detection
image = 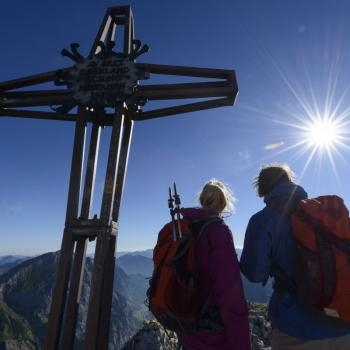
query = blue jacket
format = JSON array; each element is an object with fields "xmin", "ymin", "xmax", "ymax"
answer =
[{"xmin": 240, "ymin": 182, "xmax": 350, "ymax": 340}]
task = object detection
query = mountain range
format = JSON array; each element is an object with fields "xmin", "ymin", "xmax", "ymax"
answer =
[
  {"xmin": 0, "ymin": 253, "xmax": 144, "ymax": 349},
  {"xmin": 0, "ymin": 256, "xmax": 31, "ymax": 276},
  {"xmin": 0, "ymin": 249, "xmax": 272, "ymax": 349}
]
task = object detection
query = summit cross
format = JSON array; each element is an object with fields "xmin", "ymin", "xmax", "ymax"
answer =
[{"xmin": 0, "ymin": 6, "xmax": 238, "ymax": 350}]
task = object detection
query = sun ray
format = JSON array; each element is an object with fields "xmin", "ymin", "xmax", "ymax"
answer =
[
  {"xmin": 303, "ymin": 60, "xmax": 322, "ymax": 120},
  {"xmin": 325, "ymin": 144, "xmax": 342, "ymax": 187},
  {"xmin": 299, "ymin": 144, "xmax": 319, "ymax": 179},
  {"xmin": 330, "ymin": 142, "xmax": 350, "ymax": 171},
  {"xmin": 329, "ymin": 83, "xmax": 350, "ymax": 121},
  {"xmin": 289, "ymin": 144, "xmax": 313, "ymax": 165}
]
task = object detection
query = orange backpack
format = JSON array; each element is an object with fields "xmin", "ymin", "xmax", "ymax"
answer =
[
  {"xmin": 286, "ymin": 195, "xmax": 350, "ymax": 326},
  {"xmin": 146, "ymin": 217, "xmax": 222, "ymax": 332}
]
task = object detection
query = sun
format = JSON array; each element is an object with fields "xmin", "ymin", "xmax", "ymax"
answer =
[
  {"xmin": 261, "ymin": 110, "xmax": 350, "ymax": 180},
  {"xmin": 306, "ymin": 118, "xmax": 342, "ymax": 149}
]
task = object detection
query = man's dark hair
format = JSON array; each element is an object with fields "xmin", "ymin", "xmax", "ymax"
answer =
[{"xmin": 253, "ymin": 164, "xmax": 295, "ymax": 197}]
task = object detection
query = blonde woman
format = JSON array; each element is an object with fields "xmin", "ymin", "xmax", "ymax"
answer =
[{"xmin": 178, "ymin": 179, "xmax": 251, "ymax": 350}]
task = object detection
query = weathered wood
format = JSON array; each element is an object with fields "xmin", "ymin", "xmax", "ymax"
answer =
[
  {"xmin": 137, "ymin": 62, "xmax": 235, "ymax": 79},
  {"xmin": 84, "ymin": 109, "xmax": 125, "ymax": 350},
  {"xmin": 136, "ymin": 85, "xmax": 233, "ymax": 100},
  {"xmin": 138, "ymin": 81, "xmax": 229, "ymax": 91},
  {"xmin": 60, "ymin": 123, "xmax": 101, "ymax": 350},
  {"xmin": 43, "ymin": 115, "xmax": 86, "ymax": 350},
  {"xmin": 112, "ymin": 117, "xmax": 133, "ymax": 221},
  {"xmin": 96, "ymin": 235, "xmax": 117, "ymax": 350},
  {"xmin": 133, "ymin": 97, "xmax": 235, "ymax": 121},
  {"xmin": 0, "ymin": 90, "xmax": 69, "ymax": 98},
  {"xmin": 90, "ymin": 14, "xmax": 113, "ymax": 56},
  {"xmin": 94, "ymin": 14, "xmax": 134, "ymax": 348},
  {"xmin": 65, "ymin": 114, "xmax": 87, "ymax": 223},
  {"xmin": 60, "ymin": 239, "xmax": 87, "ymax": 350},
  {"xmin": 0, "ymin": 70, "xmax": 64, "ymax": 91},
  {"xmin": 0, "ymin": 95, "xmax": 73, "ymax": 108},
  {"xmin": 123, "ymin": 8, "xmax": 132, "ymax": 55},
  {"xmin": 0, "ymin": 109, "xmax": 77, "ymax": 122},
  {"xmin": 108, "ymin": 5, "xmax": 132, "ymax": 15},
  {"xmin": 80, "ymin": 124, "xmax": 102, "ymax": 218},
  {"xmin": 97, "ymin": 118, "xmax": 133, "ymax": 350},
  {"xmin": 99, "ymin": 112, "xmax": 125, "ymax": 224}
]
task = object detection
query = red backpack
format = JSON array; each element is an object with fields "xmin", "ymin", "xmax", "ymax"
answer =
[
  {"xmin": 146, "ymin": 216, "xmax": 222, "ymax": 332},
  {"xmin": 276, "ymin": 195, "xmax": 350, "ymax": 327}
]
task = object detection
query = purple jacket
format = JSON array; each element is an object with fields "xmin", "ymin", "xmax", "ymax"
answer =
[{"xmin": 178, "ymin": 208, "xmax": 251, "ymax": 350}]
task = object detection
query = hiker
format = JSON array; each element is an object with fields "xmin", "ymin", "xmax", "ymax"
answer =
[
  {"xmin": 177, "ymin": 179, "xmax": 251, "ymax": 350},
  {"xmin": 240, "ymin": 164, "xmax": 350, "ymax": 350}
]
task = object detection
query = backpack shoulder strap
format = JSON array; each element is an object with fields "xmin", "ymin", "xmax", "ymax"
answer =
[
  {"xmin": 197, "ymin": 217, "xmax": 223, "ymax": 240},
  {"xmin": 267, "ymin": 200, "xmax": 300, "ymax": 215},
  {"xmin": 189, "ymin": 217, "xmax": 223, "ymax": 251},
  {"xmin": 194, "ymin": 217, "xmax": 225, "ymax": 332},
  {"xmin": 266, "ymin": 202, "xmax": 300, "ymax": 294}
]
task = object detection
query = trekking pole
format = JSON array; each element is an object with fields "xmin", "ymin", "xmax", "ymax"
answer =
[
  {"xmin": 173, "ymin": 183, "xmax": 183, "ymax": 239},
  {"xmin": 168, "ymin": 187, "xmax": 178, "ymax": 241}
]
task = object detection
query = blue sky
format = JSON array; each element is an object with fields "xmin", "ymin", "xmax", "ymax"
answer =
[{"xmin": 2, "ymin": 0, "xmax": 350, "ymax": 255}]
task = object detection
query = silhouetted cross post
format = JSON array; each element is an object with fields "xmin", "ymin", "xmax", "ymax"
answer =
[{"xmin": 0, "ymin": 6, "xmax": 238, "ymax": 350}]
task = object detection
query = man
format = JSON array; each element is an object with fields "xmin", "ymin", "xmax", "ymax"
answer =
[{"xmin": 240, "ymin": 164, "xmax": 350, "ymax": 349}]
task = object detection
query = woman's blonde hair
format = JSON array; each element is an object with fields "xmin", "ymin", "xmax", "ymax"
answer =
[{"xmin": 198, "ymin": 179, "xmax": 235, "ymax": 215}]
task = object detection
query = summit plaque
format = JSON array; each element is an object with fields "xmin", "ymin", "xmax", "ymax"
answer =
[{"xmin": 56, "ymin": 42, "xmax": 149, "ymax": 108}]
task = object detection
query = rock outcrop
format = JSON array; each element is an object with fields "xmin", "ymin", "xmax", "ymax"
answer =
[
  {"xmin": 0, "ymin": 340, "xmax": 36, "ymax": 350},
  {"xmin": 122, "ymin": 303, "xmax": 272, "ymax": 350},
  {"xmin": 248, "ymin": 303, "xmax": 272, "ymax": 350},
  {"xmin": 122, "ymin": 320, "xmax": 178, "ymax": 350}
]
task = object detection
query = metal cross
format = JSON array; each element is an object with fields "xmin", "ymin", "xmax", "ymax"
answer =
[{"xmin": 0, "ymin": 6, "xmax": 238, "ymax": 350}]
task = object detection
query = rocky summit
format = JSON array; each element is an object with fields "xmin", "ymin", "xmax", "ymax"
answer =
[
  {"xmin": 121, "ymin": 320, "xmax": 178, "ymax": 350},
  {"xmin": 248, "ymin": 303, "xmax": 272, "ymax": 350},
  {"xmin": 122, "ymin": 303, "xmax": 272, "ymax": 350}
]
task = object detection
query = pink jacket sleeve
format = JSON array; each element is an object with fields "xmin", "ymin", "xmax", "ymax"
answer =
[{"xmin": 207, "ymin": 224, "xmax": 251, "ymax": 350}]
